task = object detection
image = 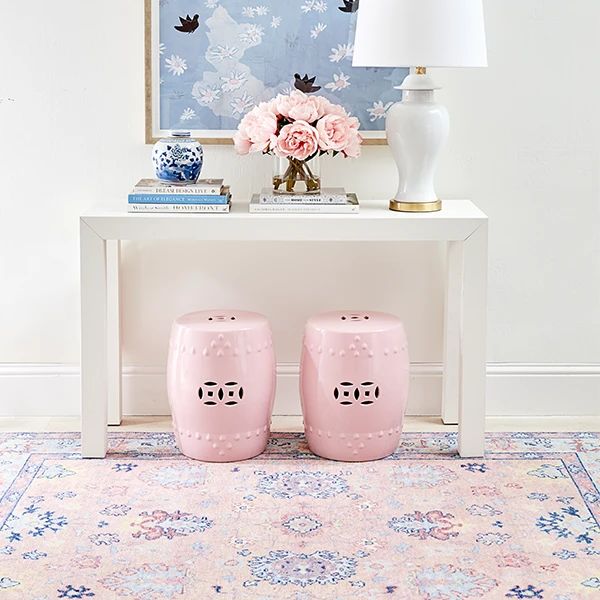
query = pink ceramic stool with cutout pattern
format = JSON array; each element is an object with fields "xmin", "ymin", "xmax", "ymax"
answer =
[
  {"xmin": 300, "ymin": 311, "xmax": 409, "ymax": 461},
  {"xmin": 167, "ymin": 310, "xmax": 276, "ymax": 462}
]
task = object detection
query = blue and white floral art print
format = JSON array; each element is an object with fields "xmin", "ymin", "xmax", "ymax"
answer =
[{"xmin": 147, "ymin": 0, "xmax": 408, "ymax": 142}]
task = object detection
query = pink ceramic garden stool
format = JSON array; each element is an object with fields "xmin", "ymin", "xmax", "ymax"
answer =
[
  {"xmin": 167, "ymin": 310, "xmax": 276, "ymax": 461},
  {"xmin": 300, "ymin": 311, "xmax": 409, "ymax": 461}
]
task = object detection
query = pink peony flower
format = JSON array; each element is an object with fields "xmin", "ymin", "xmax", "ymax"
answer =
[
  {"xmin": 288, "ymin": 97, "xmax": 320, "ymax": 123},
  {"xmin": 316, "ymin": 114, "xmax": 359, "ymax": 153},
  {"xmin": 311, "ymin": 95, "xmax": 330, "ymax": 118},
  {"xmin": 275, "ymin": 90, "xmax": 304, "ymax": 118},
  {"xmin": 265, "ymin": 98, "xmax": 280, "ymax": 114},
  {"xmin": 232, "ymin": 131, "xmax": 252, "ymax": 154},
  {"xmin": 275, "ymin": 120, "xmax": 319, "ymax": 161},
  {"xmin": 233, "ymin": 105, "xmax": 278, "ymax": 155},
  {"xmin": 343, "ymin": 131, "xmax": 362, "ymax": 158},
  {"xmin": 233, "ymin": 90, "xmax": 361, "ymax": 159}
]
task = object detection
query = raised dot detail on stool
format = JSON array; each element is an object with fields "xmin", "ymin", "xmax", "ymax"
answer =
[
  {"xmin": 263, "ymin": 425, "xmax": 268, "ymax": 432},
  {"xmin": 309, "ymin": 426, "xmax": 313, "ymax": 433},
  {"xmin": 384, "ymin": 348, "xmax": 389, "ymax": 356},
  {"xmin": 393, "ymin": 347, "xmax": 399, "ymax": 354},
  {"xmin": 224, "ymin": 341, "xmax": 231, "ymax": 349},
  {"xmin": 181, "ymin": 346, "xmax": 186, "ymax": 353},
  {"xmin": 217, "ymin": 350, "xmax": 224, "ymax": 357},
  {"xmin": 378, "ymin": 431, "xmax": 384, "ymax": 438},
  {"xmin": 346, "ymin": 442, "xmax": 352, "ymax": 448},
  {"xmin": 353, "ymin": 433, "xmax": 360, "ymax": 440},
  {"xmin": 359, "ymin": 442, "xmax": 365, "ymax": 448},
  {"xmin": 218, "ymin": 450, "xmax": 225, "ymax": 456},
  {"xmin": 354, "ymin": 351, "xmax": 360, "ymax": 357},
  {"xmin": 396, "ymin": 427, "xmax": 401, "ymax": 434},
  {"xmin": 218, "ymin": 334, "xmax": 224, "ymax": 341},
  {"xmin": 327, "ymin": 431, "xmax": 332, "ymax": 438},
  {"xmin": 361, "ymin": 343, "xmax": 368, "ymax": 350},
  {"xmin": 317, "ymin": 346, "xmax": 322, "ymax": 354},
  {"xmin": 202, "ymin": 348, "xmax": 209, "ymax": 357},
  {"xmin": 194, "ymin": 432, "xmax": 201, "ymax": 440},
  {"xmin": 212, "ymin": 443, "xmax": 218, "ymax": 449},
  {"xmin": 388, "ymin": 429, "xmax": 394, "ymax": 435},
  {"xmin": 317, "ymin": 429, "xmax": 322, "ymax": 437},
  {"xmin": 367, "ymin": 433, "xmax": 373, "ymax": 439},
  {"xmin": 352, "ymin": 449, "xmax": 359, "ymax": 455},
  {"xmin": 368, "ymin": 351, "xmax": 374, "ymax": 357},
  {"xmin": 206, "ymin": 434, "xmax": 211, "ymax": 441},
  {"xmin": 339, "ymin": 350, "xmax": 346, "ymax": 357},
  {"xmin": 246, "ymin": 432, "xmax": 252, "ymax": 439},
  {"xmin": 255, "ymin": 429, "xmax": 260, "ymax": 436},
  {"xmin": 340, "ymin": 433, "xmax": 346, "ymax": 439},
  {"xmin": 354, "ymin": 336, "xmax": 361, "ymax": 342},
  {"xmin": 246, "ymin": 346, "xmax": 252, "ymax": 353},
  {"xmin": 234, "ymin": 434, "xmax": 240, "ymax": 441},
  {"xmin": 226, "ymin": 442, "xmax": 232, "ymax": 449},
  {"xmin": 210, "ymin": 340, "xmax": 217, "ymax": 348},
  {"xmin": 191, "ymin": 347, "xmax": 196, "ymax": 355},
  {"xmin": 329, "ymin": 348, "xmax": 335, "ymax": 356},
  {"xmin": 349, "ymin": 344, "xmax": 356, "ymax": 351},
  {"xmin": 219, "ymin": 435, "xmax": 225, "ymax": 441}
]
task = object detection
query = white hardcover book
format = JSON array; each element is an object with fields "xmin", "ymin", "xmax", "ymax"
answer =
[
  {"xmin": 249, "ymin": 194, "xmax": 358, "ymax": 214},
  {"xmin": 128, "ymin": 202, "xmax": 230, "ymax": 213},
  {"xmin": 259, "ymin": 187, "xmax": 347, "ymax": 204},
  {"xmin": 133, "ymin": 178, "xmax": 225, "ymax": 195}
]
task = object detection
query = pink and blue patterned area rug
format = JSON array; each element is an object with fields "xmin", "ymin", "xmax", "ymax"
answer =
[{"xmin": 1, "ymin": 432, "xmax": 600, "ymax": 599}]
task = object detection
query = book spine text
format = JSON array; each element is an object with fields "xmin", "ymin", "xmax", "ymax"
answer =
[
  {"xmin": 134, "ymin": 186, "xmax": 222, "ymax": 195},
  {"xmin": 128, "ymin": 203, "xmax": 230, "ymax": 213},
  {"xmin": 128, "ymin": 194, "xmax": 229, "ymax": 205}
]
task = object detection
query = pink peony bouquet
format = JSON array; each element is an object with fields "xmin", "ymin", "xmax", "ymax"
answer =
[{"xmin": 234, "ymin": 90, "xmax": 362, "ymax": 193}]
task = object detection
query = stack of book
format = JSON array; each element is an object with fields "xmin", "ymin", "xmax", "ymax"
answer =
[
  {"xmin": 128, "ymin": 179, "xmax": 231, "ymax": 213},
  {"xmin": 249, "ymin": 188, "xmax": 359, "ymax": 214}
]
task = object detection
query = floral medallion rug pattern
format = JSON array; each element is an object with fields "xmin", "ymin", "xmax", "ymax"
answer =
[{"xmin": 0, "ymin": 432, "xmax": 599, "ymax": 599}]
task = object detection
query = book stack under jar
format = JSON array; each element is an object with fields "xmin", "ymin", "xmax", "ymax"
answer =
[
  {"xmin": 249, "ymin": 188, "xmax": 359, "ymax": 214},
  {"xmin": 128, "ymin": 179, "xmax": 231, "ymax": 213}
]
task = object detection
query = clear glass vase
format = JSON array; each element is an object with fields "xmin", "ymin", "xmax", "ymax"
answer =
[{"xmin": 272, "ymin": 155, "xmax": 321, "ymax": 194}]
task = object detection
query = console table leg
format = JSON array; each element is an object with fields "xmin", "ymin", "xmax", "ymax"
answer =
[
  {"xmin": 458, "ymin": 223, "xmax": 488, "ymax": 457},
  {"xmin": 442, "ymin": 240, "xmax": 462, "ymax": 425},
  {"xmin": 107, "ymin": 240, "xmax": 122, "ymax": 426},
  {"xmin": 80, "ymin": 220, "xmax": 108, "ymax": 458}
]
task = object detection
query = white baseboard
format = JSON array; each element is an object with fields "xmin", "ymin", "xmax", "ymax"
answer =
[{"xmin": 0, "ymin": 362, "xmax": 598, "ymax": 418}]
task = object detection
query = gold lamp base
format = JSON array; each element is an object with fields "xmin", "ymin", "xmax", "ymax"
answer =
[{"xmin": 389, "ymin": 199, "xmax": 442, "ymax": 213}]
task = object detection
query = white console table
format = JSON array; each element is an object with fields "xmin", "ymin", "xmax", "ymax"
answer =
[{"xmin": 80, "ymin": 200, "xmax": 488, "ymax": 458}]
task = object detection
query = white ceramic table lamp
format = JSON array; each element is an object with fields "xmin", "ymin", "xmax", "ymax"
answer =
[{"xmin": 352, "ymin": 0, "xmax": 487, "ymax": 212}]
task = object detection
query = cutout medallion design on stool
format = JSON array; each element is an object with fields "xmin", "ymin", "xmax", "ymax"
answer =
[
  {"xmin": 300, "ymin": 311, "xmax": 409, "ymax": 461},
  {"xmin": 167, "ymin": 310, "xmax": 276, "ymax": 461}
]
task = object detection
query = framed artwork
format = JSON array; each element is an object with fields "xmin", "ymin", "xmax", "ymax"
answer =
[{"xmin": 145, "ymin": 0, "xmax": 407, "ymax": 144}]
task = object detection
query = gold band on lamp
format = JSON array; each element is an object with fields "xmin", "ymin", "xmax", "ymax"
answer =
[
  {"xmin": 389, "ymin": 199, "xmax": 442, "ymax": 213},
  {"xmin": 415, "ymin": 66, "xmax": 427, "ymax": 75}
]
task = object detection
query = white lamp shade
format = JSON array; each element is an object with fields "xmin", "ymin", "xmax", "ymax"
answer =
[{"xmin": 352, "ymin": 0, "xmax": 487, "ymax": 68}]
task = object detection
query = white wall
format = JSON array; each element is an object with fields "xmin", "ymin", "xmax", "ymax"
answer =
[{"xmin": 1, "ymin": 0, "xmax": 599, "ymax": 416}]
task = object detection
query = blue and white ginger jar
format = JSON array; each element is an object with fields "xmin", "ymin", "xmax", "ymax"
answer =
[{"xmin": 152, "ymin": 131, "xmax": 203, "ymax": 183}]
